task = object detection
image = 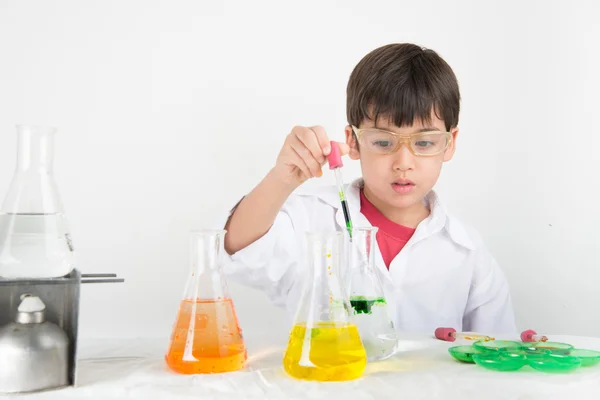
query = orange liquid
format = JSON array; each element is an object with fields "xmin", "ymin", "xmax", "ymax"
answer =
[{"xmin": 165, "ymin": 298, "xmax": 247, "ymax": 374}]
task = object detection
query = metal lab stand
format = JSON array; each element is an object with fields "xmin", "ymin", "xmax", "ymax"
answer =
[{"xmin": 0, "ymin": 270, "xmax": 124, "ymax": 390}]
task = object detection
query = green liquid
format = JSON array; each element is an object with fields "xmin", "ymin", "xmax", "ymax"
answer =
[{"xmin": 350, "ymin": 297, "xmax": 387, "ymax": 315}]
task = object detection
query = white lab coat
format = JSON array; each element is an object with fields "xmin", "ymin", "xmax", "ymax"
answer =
[{"xmin": 222, "ymin": 179, "xmax": 516, "ymax": 334}]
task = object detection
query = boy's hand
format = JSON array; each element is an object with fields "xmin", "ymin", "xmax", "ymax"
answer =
[{"xmin": 272, "ymin": 126, "xmax": 350, "ymax": 188}]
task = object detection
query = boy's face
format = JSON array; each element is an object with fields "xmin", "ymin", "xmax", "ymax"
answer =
[{"xmin": 345, "ymin": 112, "xmax": 458, "ymax": 214}]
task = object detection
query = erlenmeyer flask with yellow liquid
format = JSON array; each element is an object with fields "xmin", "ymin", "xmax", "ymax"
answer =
[
  {"xmin": 283, "ymin": 231, "xmax": 367, "ymax": 381},
  {"xmin": 166, "ymin": 230, "xmax": 247, "ymax": 374}
]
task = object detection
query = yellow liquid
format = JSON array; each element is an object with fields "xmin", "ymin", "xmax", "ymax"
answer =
[{"xmin": 283, "ymin": 322, "xmax": 367, "ymax": 381}]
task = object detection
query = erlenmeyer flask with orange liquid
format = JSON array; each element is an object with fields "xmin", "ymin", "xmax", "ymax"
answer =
[
  {"xmin": 166, "ymin": 230, "xmax": 247, "ymax": 374},
  {"xmin": 283, "ymin": 231, "xmax": 367, "ymax": 381}
]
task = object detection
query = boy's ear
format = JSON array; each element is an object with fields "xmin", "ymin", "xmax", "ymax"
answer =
[
  {"xmin": 345, "ymin": 125, "xmax": 360, "ymax": 160},
  {"xmin": 443, "ymin": 127, "xmax": 459, "ymax": 162}
]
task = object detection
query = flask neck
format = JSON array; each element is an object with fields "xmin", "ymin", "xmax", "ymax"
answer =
[
  {"xmin": 184, "ymin": 230, "xmax": 230, "ymax": 300},
  {"xmin": 306, "ymin": 232, "xmax": 342, "ymax": 282},
  {"xmin": 350, "ymin": 228, "xmax": 378, "ymax": 271},
  {"xmin": 190, "ymin": 231, "xmax": 223, "ymax": 274},
  {"xmin": 300, "ymin": 232, "xmax": 350, "ymax": 324},
  {"xmin": 304, "ymin": 233, "xmax": 347, "ymax": 297},
  {"xmin": 16, "ymin": 125, "xmax": 56, "ymax": 173}
]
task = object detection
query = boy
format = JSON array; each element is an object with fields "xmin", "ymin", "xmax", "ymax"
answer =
[{"xmin": 222, "ymin": 43, "xmax": 516, "ymax": 333}]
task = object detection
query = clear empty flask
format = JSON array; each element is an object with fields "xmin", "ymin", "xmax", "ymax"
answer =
[
  {"xmin": 165, "ymin": 230, "xmax": 247, "ymax": 374},
  {"xmin": 0, "ymin": 125, "xmax": 74, "ymax": 279},
  {"xmin": 283, "ymin": 231, "xmax": 367, "ymax": 381},
  {"xmin": 347, "ymin": 227, "xmax": 397, "ymax": 361}
]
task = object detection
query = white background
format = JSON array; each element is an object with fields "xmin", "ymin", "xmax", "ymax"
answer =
[{"xmin": 0, "ymin": 0, "xmax": 599, "ymax": 339}]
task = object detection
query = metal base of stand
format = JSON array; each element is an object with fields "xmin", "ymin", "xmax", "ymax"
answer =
[{"xmin": 0, "ymin": 269, "xmax": 123, "ymax": 392}]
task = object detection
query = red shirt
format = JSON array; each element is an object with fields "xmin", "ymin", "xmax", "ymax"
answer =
[{"xmin": 360, "ymin": 190, "xmax": 416, "ymax": 269}]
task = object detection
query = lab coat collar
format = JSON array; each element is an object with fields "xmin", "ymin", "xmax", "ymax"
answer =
[{"xmin": 299, "ymin": 178, "xmax": 476, "ymax": 251}]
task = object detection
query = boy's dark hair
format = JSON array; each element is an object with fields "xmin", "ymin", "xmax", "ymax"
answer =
[{"xmin": 347, "ymin": 43, "xmax": 460, "ymax": 132}]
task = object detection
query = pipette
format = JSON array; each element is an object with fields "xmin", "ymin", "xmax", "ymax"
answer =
[
  {"xmin": 435, "ymin": 327, "xmax": 495, "ymax": 342},
  {"xmin": 327, "ymin": 141, "xmax": 353, "ymax": 240},
  {"xmin": 521, "ymin": 329, "xmax": 549, "ymax": 343}
]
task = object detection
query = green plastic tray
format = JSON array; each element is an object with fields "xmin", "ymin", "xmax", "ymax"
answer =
[
  {"xmin": 472, "ymin": 352, "xmax": 526, "ymax": 372},
  {"xmin": 448, "ymin": 345, "xmax": 481, "ymax": 363},
  {"xmin": 570, "ymin": 349, "xmax": 600, "ymax": 367},
  {"xmin": 528, "ymin": 353, "xmax": 581, "ymax": 373},
  {"xmin": 473, "ymin": 340, "xmax": 523, "ymax": 353},
  {"xmin": 523, "ymin": 342, "xmax": 574, "ymax": 355}
]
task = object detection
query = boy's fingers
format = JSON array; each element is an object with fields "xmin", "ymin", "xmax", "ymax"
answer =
[
  {"xmin": 289, "ymin": 145, "xmax": 313, "ymax": 179},
  {"xmin": 294, "ymin": 126, "xmax": 326, "ymax": 164},
  {"xmin": 319, "ymin": 142, "xmax": 350, "ymax": 166},
  {"xmin": 290, "ymin": 136, "xmax": 322, "ymax": 177},
  {"xmin": 308, "ymin": 126, "xmax": 331, "ymax": 156}
]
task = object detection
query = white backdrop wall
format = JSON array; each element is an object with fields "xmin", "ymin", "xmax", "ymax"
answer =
[{"xmin": 0, "ymin": 0, "xmax": 599, "ymax": 339}]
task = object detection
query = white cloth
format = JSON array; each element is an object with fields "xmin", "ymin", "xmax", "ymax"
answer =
[
  {"xmin": 17, "ymin": 333, "xmax": 600, "ymax": 399},
  {"xmin": 222, "ymin": 179, "xmax": 516, "ymax": 334}
]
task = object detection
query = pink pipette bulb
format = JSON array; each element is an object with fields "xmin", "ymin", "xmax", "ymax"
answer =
[
  {"xmin": 435, "ymin": 327, "xmax": 457, "ymax": 342},
  {"xmin": 327, "ymin": 141, "xmax": 343, "ymax": 170},
  {"xmin": 521, "ymin": 329, "xmax": 549, "ymax": 343}
]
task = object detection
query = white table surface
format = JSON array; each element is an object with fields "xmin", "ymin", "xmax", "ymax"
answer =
[{"xmin": 11, "ymin": 331, "xmax": 600, "ymax": 400}]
